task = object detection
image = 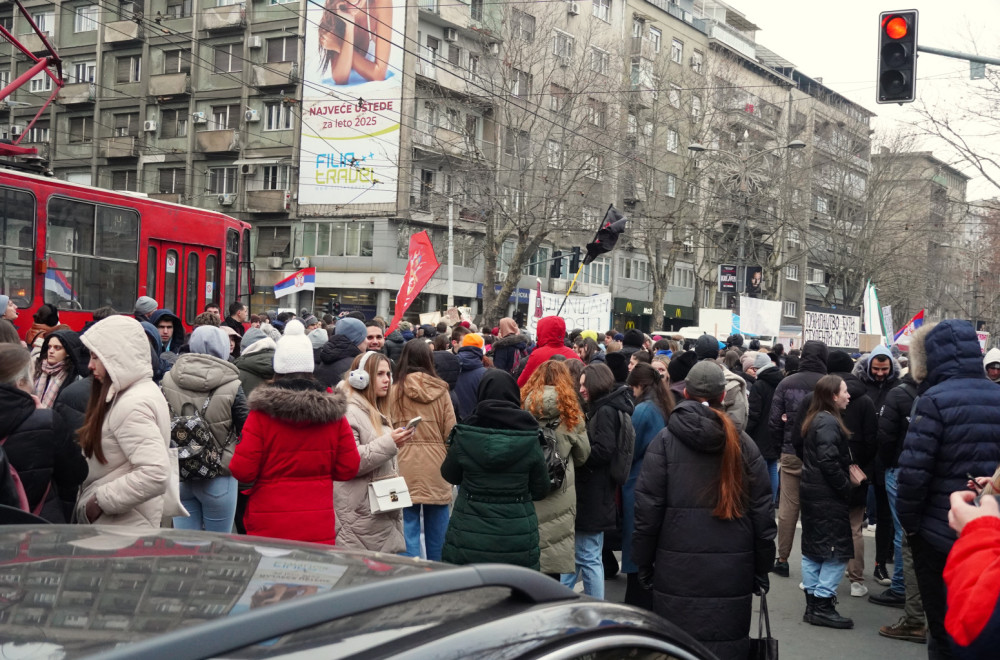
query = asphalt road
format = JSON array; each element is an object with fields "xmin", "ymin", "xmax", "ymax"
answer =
[{"xmin": 604, "ymin": 525, "xmax": 928, "ymax": 659}]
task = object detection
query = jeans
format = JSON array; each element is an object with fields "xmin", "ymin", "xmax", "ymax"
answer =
[
  {"xmin": 766, "ymin": 459, "xmax": 779, "ymax": 504},
  {"xmin": 777, "ymin": 453, "xmax": 802, "ymax": 561},
  {"xmin": 801, "ymin": 556, "xmax": 848, "ymax": 599},
  {"xmin": 402, "ymin": 503, "xmax": 450, "ymax": 562},
  {"xmin": 884, "ymin": 467, "xmax": 905, "ymax": 593},
  {"xmin": 173, "ymin": 476, "xmax": 238, "ymax": 533},
  {"xmin": 561, "ymin": 531, "xmax": 604, "ymax": 600}
]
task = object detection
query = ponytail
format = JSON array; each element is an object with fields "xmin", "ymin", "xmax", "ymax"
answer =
[{"xmin": 709, "ymin": 407, "xmax": 745, "ymax": 520}]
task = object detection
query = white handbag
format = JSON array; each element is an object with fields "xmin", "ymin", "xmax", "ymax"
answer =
[{"xmin": 367, "ymin": 476, "xmax": 411, "ymax": 514}]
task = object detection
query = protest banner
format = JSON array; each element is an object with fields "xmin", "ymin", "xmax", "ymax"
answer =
[
  {"xmin": 803, "ymin": 310, "xmax": 861, "ymax": 349},
  {"xmin": 526, "ymin": 291, "xmax": 612, "ymax": 337},
  {"xmin": 739, "ymin": 297, "xmax": 781, "ymax": 336}
]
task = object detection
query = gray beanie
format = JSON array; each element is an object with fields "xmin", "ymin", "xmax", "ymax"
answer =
[
  {"xmin": 753, "ymin": 352, "xmax": 772, "ymax": 370},
  {"xmin": 189, "ymin": 326, "xmax": 229, "ymax": 360},
  {"xmin": 134, "ymin": 296, "xmax": 158, "ymax": 316},
  {"xmin": 685, "ymin": 361, "xmax": 727, "ymax": 399},
  {"xmin": 0, "ymin": 295, "xmax": 8, "ymax": 312},
  {"xmin": 334, "ymin": 317, "xmax": 367, "ymax": 348},
  {"xmin": 261, "ymin": 324, "xmax": 282, "ymax": 342},
  {"xmin": 242, "ymin": 326, "xmax": 268, "ymax": 350},
  {"xmin": 308, "ymin": 327, "xmax": 328, "ymax": 350}
]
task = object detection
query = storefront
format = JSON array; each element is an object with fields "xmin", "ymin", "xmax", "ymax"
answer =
[{"xmin": 612, "ymin": 298, "xmax": 696, "ymax": 334}]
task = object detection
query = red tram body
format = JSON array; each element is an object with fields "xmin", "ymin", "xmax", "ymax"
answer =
[{"xmin": 0, "ymin": 168, "xmax": 252, "ymax": 337}]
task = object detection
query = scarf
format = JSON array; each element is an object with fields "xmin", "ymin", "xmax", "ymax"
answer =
[{"xmin": 34, "ymin": 359, "xmax": 69, "ymax": 409}]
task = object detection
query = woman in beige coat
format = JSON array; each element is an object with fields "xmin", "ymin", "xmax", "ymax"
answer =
[
  {"xmin": 76, "ymin": 315, "xmax": 183, "ymax": 527},
  {"xmin": 336, "ymin": 351, "xmax": 412, "ymax": 552},
  {"xmin": 389, "ymin": 340, "xmax": 456, "ymax": 561}
]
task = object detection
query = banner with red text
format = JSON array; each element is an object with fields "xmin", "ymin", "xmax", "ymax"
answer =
[
  {"xmin": 299, "ymin": 1, "xmax": 405, "ymax": 206},
  {"xmin": 387, "ymin": 231, "xmax": 440, "ymax": 335}
]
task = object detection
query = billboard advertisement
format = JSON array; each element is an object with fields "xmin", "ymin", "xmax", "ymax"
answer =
[
  {"xmin": 718, "ymin": 265, "xmax": 737, "ymax": 293},
  {"xmin": 299, "ymin": 1, "xmax": 405, "ymax": 206}
]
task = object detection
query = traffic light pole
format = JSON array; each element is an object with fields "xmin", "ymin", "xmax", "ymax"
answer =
[{"xmin": 916, "ymin": 45, "xmax": 1000, "ymax": 66}]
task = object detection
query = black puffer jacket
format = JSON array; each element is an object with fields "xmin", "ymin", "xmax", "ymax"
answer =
[
  {"xmin": 745, "ymin": 365, "xmax": 783, "ymax": 460},
  {"xmin": 433, "ymin": 350, "xmax": 460, "ymax": 391},
  {"xmin": 877, "ymin": 374, "xmax": 918, "ymax": 468},
  {"xmin": 315, "ymin": 335, "xmax": 362, "ymax": 388},
  {"xmin": 0, "ymin": 384, "xmax": 89, "ymax": 522},
  {"xmin": 384, "ymin": 330, "xmax": 405, "ymax": 363},
  {"xmin": 800, "ymin": 411, "xmax": 852, "ymax": 561},
  {"xmin": 769, "ymin": 340, "xmax": 828, "ymax": 455},
  {"xmin": 54, "ymin": 375, "xmax": 92, "ymax": 433},
  {"xmin": 576, "ymin": 386, "xmax": 634, "ymax": 533},
  {"xmin": 632, "ymin": 400, "xmax": 775, "ymax": 660}
]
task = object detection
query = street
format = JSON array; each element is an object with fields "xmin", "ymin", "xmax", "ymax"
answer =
[{"xmin": 604, "ymin": 525, "xmax": 927, "ymax": 659}]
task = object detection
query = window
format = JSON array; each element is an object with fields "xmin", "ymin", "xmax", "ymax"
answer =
[
  {"xmin": 785, "ymin": 263, "xmax": 799, "ymax": 280},
  {"xmin": 214, "ymin": 44, "xmax": 243, "ymax": 73},
  {"xmin": 25, "ymin": 121, "xmax": 49, "ymax": 143},
  {"xmin": 158, "ymin": 168, "xmax": 185, "ymax": 195},
  {"xmin": 426, "ymin": 36, "xmax": 440, "ymax": 59},
  {"xmin": 185, "ymin": 252, "xmax": 199, "ymax": 325},
  {"xmin": 592, "ymin": 0, "xmax": 610, "ymax": 22},
  {"xmin": 665, "ymin": 173, "xmax": 676, "ymax": 197},
  {"xmin": 512, "ymin": 68, "xmax": 531, "ymax": 97},
  {"xmin": 444, "ymin": 107, "xmax": 460, "ymax": 131},
  {"xmin": 671, "ymin": 38, "xmax": 683, "ymax": 64},
  {"xmin": 159, "ymin": 109, "xmax": 187, "ymax": 138},
  {"xmin": 303, "ymin": 221, "xmax": 374, "ymax": 257},
  {"xmin": 225, "ymin": 229, "xmax": 239, "ymax": 301},
  {"xmin": 526, "ymin": 246, "xmax": 550, "ymax": 277},
  {"xmin": 470, "ymin": 0, "xmax": 483, "ymax": 21},
  {"xmin": 686, "ymin": 182, "xmax": 697, "ymax": 203},
  {"xmin": 147, "ymin": 246, "xmax": 157, "ymax": 301},
  {"xmin": 549, "ymin": 84, "xmax": 568, "ymax": 112},
  {"xmin": 117, "ymin": 0, "xmax": 140, "ymax": 20},
  {"xmin": 584, "ymin": 153, "xmax": 604, "ymax": 180},
  {"xmin": 165, "ymin": 0, "xmax": 192, "ymax": 18},
  {"xmin": 68, "ymin": 117, "xmax": 93, "ymax": 143},
  {"xmin": 29, "ymin": 73, "xmax": 51, "ymax": 93},
  {"xmin": 208, "ymin": 167, "xmax": 237, "ymax": 194},
  {"xmin": 31, "ymin": 11, "xmax": 53, "ymax": 34},
  {"xmin": 72, "ymin": 61, "xmax": 96, "ymax": 84},
  {"xmin": 691, "ymin": 49, "xmax": 704, "ymax": 73},
  {"xmin": 212, "ymin": 104, "xmax": 240, "ymax": 130},
  {"xmin": 446, "ymin": 43, "xmax": 461, "ymax": 66},
  {"xmin": 468, "ymin": 54, "xmax": 479, "ymax": 74},
  {"xmin": 666, "ymin": 128, "xmax": 678, "ymax": 153},
  {"xmin": 671, "ymin": 266, "xmax": 695, "ymax": 289},
  {"xmin": 74, "ymin": 5, "xmax": 98, "ymax": 33},
  {"xmin": 512, "ymin": 9, "xmax": 534, "ymax": 42},
  {"xmin": 668, "ymin": 84, "xmax": 681, "ymax": 108},
  {"xmin": 787, "ymin": 229, "xmax": 800, "ymax": 248},
  {"xmin": 266, "ymin": 37, "xmax": 297, "ymax": 64},
  {"xmin": 111, "ymin": 170, "xmax": 138, "ymax": 192},
  {"xmin": 256, "ymin": 226, "xmax": 291, "ymax": 258},
  {"xmin": 0, "ymin": 188, "xmax": 34, "ymax": 307},
  {"xmin": 164, "ymin": 49, "xmax": 192, "ymax": 74},
  {"xmin": 264, "ymin": 102, "xmax": 292, "ymax": 131},
  {"xmin": 0, "ymin": 70, "xmax": 9, "ymax": 88},
  {"xmin": 692, "ymin": 95, "xmax": 702, "ymax": 120},
  {"xmin": 552, "ymin": 30, "xmax": 574, "ymax": 60},
  {"xmin": 583, "ymin": 256, "xmax": 610, "ymax": 285},
  {"xmin": 783, "ymin": 301, "xmax": 797, "ymax": 318},
  {"xmin": 590, "ymin": 47, "xmax": 609, "ymax": 75},
  {"xmin": 113, "ymin": 112, "xmax": 139, "ymax": 137},
  {"xmin": 116, "ymin": 55, "xmax": 141, "ymax": 83},
  {"xmin": 588, "ymin": 99, "xmax": 607, "ymax": 127},
  {"xmin": 259, "ymin": 165, "xmax": 290, "ymax": 191},
  {"xmin": 504, "ymin": 128, "xmax": 530, "ymax": 158},
  {"xmin": 546, "ymin": 140, "xmax": 562, "ymax": 168},
  {"xmin": 815, "ymin": 196, "xmax": 828, "ymax": 213},
  {"xmin": 649, "ymin": 27, "xmax": 662, "ymax": 53},
  {"xmin": 808, "ymin": 267, "xmax": 825, "ymax": 284}
]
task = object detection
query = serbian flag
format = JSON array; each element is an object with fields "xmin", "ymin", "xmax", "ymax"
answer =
[
  {"xmin": 893, "ymin": 309, "xmax": 925, "ymax": 347},
  {"xmin": 274, "ymin": 267, "xmax": 316, "ymax": 299},
  {"xmin": 584, "ymin": 205, "xmax": 627, "ymax": 265},
  {"xmin": 45, "ymin": 258, "xmax": 76, "ymax": 301},
  {"xmin": 386, "ymin": 231, "xmax": 440, "ymax": 335},
  {"xmin": 534, "ymin": 278, "xmax": 544, "ymax": 319}
]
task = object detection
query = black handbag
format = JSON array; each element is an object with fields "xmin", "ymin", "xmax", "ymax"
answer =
[{"xmin": 748, "ymin": 592, "xmax": 778, "ymax": 660}]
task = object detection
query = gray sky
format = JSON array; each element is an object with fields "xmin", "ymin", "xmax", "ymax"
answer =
[{"xmin": 727, "ymin": 0, "xmax": 1000, "ymax": 199}]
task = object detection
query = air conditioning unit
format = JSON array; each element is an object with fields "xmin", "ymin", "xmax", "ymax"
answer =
[
  {"xmin": 191, "ymin": 111, "xmax": 208, "ymax": 124},
  {"xmin": 217, "ymin": 193, "xmax": 236, "ymax": 206},
  {"xmin": 9, "ymin": 125, "xmax": 23, "ymax": 136},
  {"xmin": 568, "ymin": 2, "xmax": 580, "ymax": 15},
  {"xmin": 267, "ymin": 256, "xmax": 283, "ymax": 269},
  {"xmin": 240, "ymin": 163, "xmax": 255, "ymax": 175},
  {"xmin": 248, "ymin": 35, "xmax": 262, "ymax": 49},
  {"xmin": 244, "ymin": 109, "xmax": 260, "ymax": 122},
  {"xmin": 556, "ymin": 55, "xmax": 570, "ymax": 68},
  {"xmin": 143, "ymin": 120, "xmax": 157, "ymax": 132},
  {"xmin": 443, "ymin": 27, "xmax": 457, "ymax": 42},
  {"xmin": 292, "ymin": 256, "xmax": 310, "ymax": 268},
  {"xmin": 488, "ymin": 42, "xmax": 499, "ymax": 56}
]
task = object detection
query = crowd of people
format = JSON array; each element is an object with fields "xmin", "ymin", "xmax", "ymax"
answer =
[{"xmin": 0, "ymin": 292, "xmax": 997, "ymax": 659}]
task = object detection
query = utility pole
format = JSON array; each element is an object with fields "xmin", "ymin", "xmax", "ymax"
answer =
[{"xmin": 447, "ymin": 196, "xmax": 454, "ymax": 309}]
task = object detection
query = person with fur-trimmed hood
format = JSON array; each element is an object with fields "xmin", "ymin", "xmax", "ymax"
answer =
[
  {"xmin": 229, "ymin": 320, "xmax": 361, "ymax": 545},
  {"xmin": 853, "ymin": 345, "xmax": 901, "ymax": 412},
  {"xmin": 694, "ymin": 334, "xmax": 748, "ymax": 432}
]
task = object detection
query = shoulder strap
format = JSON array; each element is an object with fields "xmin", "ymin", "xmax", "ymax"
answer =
[{"xmin": 545, "ymin": 419, "xmax": 561, "ymax": 430}]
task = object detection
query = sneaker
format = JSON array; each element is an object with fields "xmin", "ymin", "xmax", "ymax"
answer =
[
  {"xmin": 879, "ymin": 617, "xmax": 928, "ymax": 644},
  {"xmin": 799, "ymin": 582, "xmax": 805, "ymax": 591},
  {"xmin": 772, "ymin": 560, "xmax": 790, "ymax": 577},
  {"xmin": 850, "ymin": 582, "xmax": 868, "ymax": 597},
  {"xmin": 869, "ymin": 587, "xmax": 906, "ymax": 608},
  {"xmin": 874, "ymin": 563, "xmax": 891, "ymax": 586}
]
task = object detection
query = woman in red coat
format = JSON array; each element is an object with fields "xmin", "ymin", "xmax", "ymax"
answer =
[
  {"xmin": 229, "ymin": 320, "xmax": 360, "ymax": 544},
  {"xmin": 517, "ymin": 316, "xmax": 582, "ymax": 387}
]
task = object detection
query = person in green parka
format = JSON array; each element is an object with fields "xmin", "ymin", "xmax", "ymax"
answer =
[{"xmin": 441, "ymin": 369, "xmax": 551, "ymax": 569}]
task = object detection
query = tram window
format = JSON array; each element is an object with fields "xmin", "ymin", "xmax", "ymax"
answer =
[
  {"xmin": 185, "ymin": 252, "xmax": 199, "ymax": 325},
  {"xmin": 205, "ymin": 254, "xmax": 218, "ymax": 308},
  {"xmin": 164, "ymin": 249, "xmax": 179, "ymax": 313},
  {"xmin": 0, "ymin": 188, "xmax": 35, "ymax": 306},
  {"xmin": 48, "ymin": 198, "xmax": 95, "ymax": 255},
  {"xmin": 225, "ymin": 229, "xmax": 238, "ymax": 302},
  {"xmin": 241, "ymin": 230, "xmax": 251, "ymax": 296},
  {"xmin": 147, "ymin": 246, "xmax": 157, "ymax": 300},
  {"xmin": 96, "ymin": 207, "xmax": 139, "ymax": 260}
]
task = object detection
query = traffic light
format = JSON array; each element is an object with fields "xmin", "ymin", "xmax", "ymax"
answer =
[
  {"xmin": 324, "ymin": 300, "xmax": 334, "ymax": 315},
  {"xmin": 877, "ymin": 10, "xmax": 918, "ymax": 104},
  {"xmin": 569, "ymin": 246, "xmax": 581, "ymax": 273},
  {"xmin": 550, "ymin": 250, "xmax": 563, "ymax": 278}
]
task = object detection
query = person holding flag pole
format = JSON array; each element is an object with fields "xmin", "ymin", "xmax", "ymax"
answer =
[{"xmin": 555, "ymin": 205, "xmax": 627, "ymax": 317}]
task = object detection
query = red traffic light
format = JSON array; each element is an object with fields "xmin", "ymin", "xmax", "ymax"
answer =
[{"xmin": 884, "ymin": 15, "xmax": 909, "ymax": 39}]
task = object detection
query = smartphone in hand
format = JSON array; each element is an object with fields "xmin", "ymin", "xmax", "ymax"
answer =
[{"xmin": 405, "ymin": 416, "xmax": 423, "ymax": 431}]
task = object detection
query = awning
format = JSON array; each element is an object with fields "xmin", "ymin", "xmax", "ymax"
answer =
[{"xmin": 232, "ymin": 158, "xmax": 293, "ymax": 166}]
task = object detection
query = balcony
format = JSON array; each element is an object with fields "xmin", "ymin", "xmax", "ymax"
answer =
[
  {"xmin": 631, "ymin": 36, "xmax": 655, "ymax": 61},
  {"xmin": 203, "ymin": 3, "xmax": 246, "ymax": 31},
  {"xmin": 705, "ymin": 20, "xmax": 756, "ymax": 59},
  {"xmin": 57, "ymin": 82, "xmax": 96, "ymax": 105},
  {"xmin": 105, "ymin": 20, "xmax": 143, "ymax": 44},
  {"xmin": 246, "ymin": 190, "xmax": 290, "ymax": 213},
  {"xmin": 149, "ymin": 73, "xmax": 191, "ymax": 98},
  {"xmin": 196, "ymin": 129, "xmax": 239, "ymax": 153},
  {"xmin": 18, "ymin": 32, "xmax": 51, "ymax": 55},
  {"xmin": 251, "ymin": 62, "xmax": 298, "ymax": 88},
  {"xmin": 101, "ymin": 136, "xmax": 138, "ymax": 159},
  {"xmin": 149, "ymin": 193, "xmax": 183, "ymax": 204}
]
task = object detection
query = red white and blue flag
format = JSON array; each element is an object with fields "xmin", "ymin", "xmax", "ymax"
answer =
[
  {"xmin": 44, "ymin": 258, "xmax": 76, "ymax": 301},
  {"xmin": 274, "ymin": 267, "xmax": 316, "ymax": 299},
  {"xmin": 893, "ymin": 309, "xmax": 925, "ymax": 347}
]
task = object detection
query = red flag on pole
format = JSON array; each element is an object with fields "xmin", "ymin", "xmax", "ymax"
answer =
[
  {"xmin": 534, "ymin": 278, "xmax": 544, "ymax": 319},
  {"xmin": 386, "ymin": 230, "xmax": 440, "ymax": 335}
]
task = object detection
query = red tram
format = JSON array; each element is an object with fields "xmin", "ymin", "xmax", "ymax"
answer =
[{"xmin": 0, "ymin": 168, "xmax": 253, "ymax": 337}]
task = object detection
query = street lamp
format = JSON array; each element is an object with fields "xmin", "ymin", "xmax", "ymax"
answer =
[{"xmin": 688, "ymin": 133, "xmax": 805, "ymax": 311}]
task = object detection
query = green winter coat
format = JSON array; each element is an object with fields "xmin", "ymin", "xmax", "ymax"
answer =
[
  {"xmin": 440, "ymin": 423, "xmax": 550, "ymax": 569},
  {"xmin": 234, "ymin": 347, "xmax": 275, "ymax": 396},
  {"xmin": 528, "ymin": 387, "xmax": 591, "ymax": 574}
]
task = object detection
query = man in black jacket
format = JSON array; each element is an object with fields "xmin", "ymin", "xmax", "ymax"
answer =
[
  {"xmin": 222, "ymin": 302, "xmax": 247, "ymax": 337},
  {"xmin": 746, "ymin": 352, "xmax": 783, "ymax": 502}
]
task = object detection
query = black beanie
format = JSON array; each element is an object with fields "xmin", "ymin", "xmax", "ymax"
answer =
[
  {"xmin": 33, "ymin": 303, "xmax": 59, "ymax": 327},
  {"xmin": 622, "ymin": 329, "xmax": 645, "ymax": 348},
  {"xmin": 694, "ymin": 334, "xmax": 720, "ymax": 361},
  {"xmin": 667, "ymin": 350, "xmax": 698, "ymax": 383},
  {"xmin": 826, "ymin": 350, "xmax": 855, "ymax": 375},
  {"xmin": 605, "ymin": 351, "xmax": 630, "ymax": 383}
]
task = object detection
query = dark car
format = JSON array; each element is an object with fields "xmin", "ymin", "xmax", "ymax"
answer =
[{"xmin": 0, "ymin": 525, "xmax": 714, "ymax": 660}]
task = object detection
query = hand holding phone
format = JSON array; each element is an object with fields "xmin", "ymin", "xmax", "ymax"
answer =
[{"xmin": 404, "ymin": 416, "xmax": 423, "ymax": 431}]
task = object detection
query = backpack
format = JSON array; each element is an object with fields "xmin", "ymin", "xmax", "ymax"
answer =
[
  {"xmin": 169, "ymin": 395, "xmax": 224, "ymax": 481},
  {"xmin": 609, "ymin": 410, "xmax": 636, "ymax": 485},
  {"xmin": 539, "ymin": 419, "xmax": 568, "ymax": 493}
]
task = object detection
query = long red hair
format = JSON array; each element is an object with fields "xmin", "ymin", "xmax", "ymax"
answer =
[
  {"xmin": 521, "ymin": 360, "xmax": 584, "ymax": 430},
  {"xmin": 709, "ymin": 406, "xmax": 745, "ymax": 520}
]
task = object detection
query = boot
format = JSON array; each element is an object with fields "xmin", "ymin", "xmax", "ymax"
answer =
[
  {"xmin": 803, "ymin": 592, "xmax": 816, "ymax": 623},
  {"xmin": 809, "ymin": 596, "xmax": 854, "ymax": 629}
]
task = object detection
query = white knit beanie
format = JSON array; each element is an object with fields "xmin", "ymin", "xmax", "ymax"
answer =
[{"xmin": 273, "ymin": 320, "xmax": 314, "ymax": 374}]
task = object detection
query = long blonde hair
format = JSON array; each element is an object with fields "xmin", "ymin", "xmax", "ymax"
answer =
[{"xmin": 341, "ymin": 351, "xmax": 392, "ymax": 430}]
